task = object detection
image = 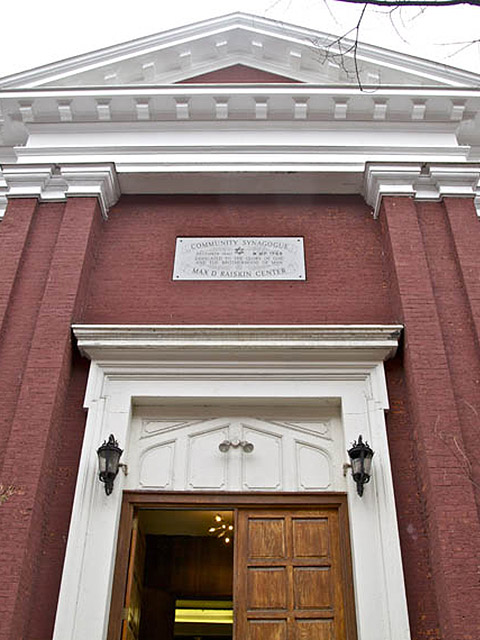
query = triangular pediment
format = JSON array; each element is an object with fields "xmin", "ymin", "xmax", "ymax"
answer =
[
  {"xmin": 1, "ymin": 12, "xmax": 479, "ymax": 90},
  {"xmin": 178, "ymin": 64, "xmax": 301, "ymax": 84}
]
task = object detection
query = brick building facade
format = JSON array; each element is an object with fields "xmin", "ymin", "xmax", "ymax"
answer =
[{"xmin": 0, "ymin": 13, "xmax": 479, "ymax": 640}]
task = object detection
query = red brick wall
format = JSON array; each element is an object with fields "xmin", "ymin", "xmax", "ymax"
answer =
[
  {"xmin": 0, "ymin": 201, "xmax": 64, "ymax": 473},
  {"xmin": 27, "ymin": 351, "xmax": 90, "ymax": 640},
  {"xmin": 1, "ymin": 193, "xmax": 480, "ymax": 640},
  {"xmin": 178, "ymin": 63, "xmax": 301, "ymax": 83},
  {"xmin": 380, "ymin": 196, "xmax": 480, "ymax": 640},
  {"xmin": 0, "ymin": 197, "xmax": 102, "ymax": 640},
  {"xmin": 384, "ymin": 356, "xmax": 442, "ymax": 640},
  {"xmin": 83, "ymin": 194, "xmax": 392, "ymax": 324}
]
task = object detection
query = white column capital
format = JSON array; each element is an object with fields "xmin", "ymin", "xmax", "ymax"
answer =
[
  {"xmin": 363, "ymin": 162, "xmax": 480, "ymax": 218},
  {"xmin": 0, "ymin": 163, "xmax": 120, "ymax": 219}
]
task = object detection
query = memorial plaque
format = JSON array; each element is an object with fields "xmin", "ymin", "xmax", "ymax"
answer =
[{"xmin": 173, "ymin": 237, "xmax": 305, "ymax": 281}]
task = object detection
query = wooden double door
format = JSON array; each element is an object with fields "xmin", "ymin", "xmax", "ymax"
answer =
[{"xmin": 109, "ymin": 493, "xmax": 357, "ymax": 640}]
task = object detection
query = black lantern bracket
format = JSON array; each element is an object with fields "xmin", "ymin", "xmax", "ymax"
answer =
[
  {"xmin": 97, "ymin": 434, "xmax": 128, "ymax": 496},
  {"xmin": 346, "ymin": 435, "xmax": 374, "ymax": 497}
]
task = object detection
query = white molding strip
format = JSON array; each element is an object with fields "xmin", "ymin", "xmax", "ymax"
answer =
[
  {"xmin": 2, "ymin": 161, "xmax": 478, "ymax": 218},
  {"xmin": 364, "ymin": 162, "xmax": 480, "ymax": 218},
  {"xmin": 73, "ymin": 323, "xmax": 403, "ymax": 361},
  {"xmin": 0, "ymin": 163, "xmax": 120, "ymax": 219}
]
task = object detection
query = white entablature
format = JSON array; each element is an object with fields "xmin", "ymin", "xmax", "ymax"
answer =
[{"xmin": 0, "ymin": 13, "xmax": 479, "ymax": 214}]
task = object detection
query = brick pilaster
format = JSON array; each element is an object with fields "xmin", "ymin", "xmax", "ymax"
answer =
[
  {"xmin": 0, "ymin": 197, "xmax": 102, "ymax": 640},
  {"xmin": 380, "ymin": 195, "xmax": 480, "ymax": 640},
  {"xmin": 0, "ymin": 199, "xmax": 37, "ymax": 337},
  {"xmin": 442, "ymin": 198, "xmax": 480, "ymax": 350},
  {"xmin": 0, "ymin": 202, "xmax": 64, "ymax": 472},
  {"xmin": 416, "ymin": 199, "xmax": 480, "ymax": 513}
]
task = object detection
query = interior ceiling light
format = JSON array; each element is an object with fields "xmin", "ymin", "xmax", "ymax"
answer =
[{"xmin": 208, "ymin": 513, "xmax": 234, "ymax": 544}]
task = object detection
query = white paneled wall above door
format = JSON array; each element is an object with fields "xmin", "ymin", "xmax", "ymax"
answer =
[{"xmin": 127, "ymin": 408, "xmax": 346, "ymax": 493}]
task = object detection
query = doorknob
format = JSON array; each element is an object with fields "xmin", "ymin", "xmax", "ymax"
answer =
[{"xmin": 219, "ymin": 439, "xmax": 254, "ymax": 453}]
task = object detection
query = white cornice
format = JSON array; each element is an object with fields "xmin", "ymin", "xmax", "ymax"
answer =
[
  {"xmin": 364, "ymin": 162, "xmax": 480, "ymax": 217},
  {"xmin": 1, "ymin": 88, "xmax": 478, "ymax": 173},
  {"xmin": 0, "ymin": 163, "xmax": 120, "ymax": 219},
  {"xmin": 1, "ymin": 86, "xmax": 477, "ymax": 134},
  {"xmin": 72, "ymin": 324, "xmax": 403, "ymax": 362},
  {"xmin": 1, "ymin": 17, "xmax": 478, "ymax": 212},
  {"xmin": 0, "ymin": 13, "xmax": 478, "ymax": 90},
  {"xmin": 0, "ymin": 87, "xmax": 477, "ymax": 138},
  {"xmin": 2, "ymin": 86, "xmax": 480, "ymax": 99}
]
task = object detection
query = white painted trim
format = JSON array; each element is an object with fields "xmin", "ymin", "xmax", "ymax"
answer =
[
  {"xmin": 73, "ymin": 323, "xmax": 402, "ymax": 361},
  {"xmin": 2, "ymin": 162, "xmax": 478, "ymax": 218},
  {"xmin": 1, "ymin": 12, "xmax": 478, "ymax": 89},
  {"xmin": 0, "ymin": 16, "xmax": 478, "ymax": 211},
  {"xmin": 364, "ymin": 162, "xmax": 480, "ymax": 217},
  {"xmin": 0, "ymin": 163, "xmax": 120, "ymax": 219},
  {"xmin": 53, "ymin": 324, "xmax": 410, "ymax": 640},
  {"xmin": 3, "ymin": 86, "xmax": 480, "ymax": 99}
]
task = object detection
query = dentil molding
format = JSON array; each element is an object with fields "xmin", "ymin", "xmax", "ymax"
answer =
[
  {"xmin": 364, "ymin": 162, "xmax": 480, "ymax": 218},
  {"xmin": 0, "ymin": 163, "xmax": 120, "ymax": 219}
]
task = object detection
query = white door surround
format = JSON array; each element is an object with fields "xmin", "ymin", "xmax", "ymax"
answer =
[{"xmin": 53, "ymin": 324, "xmax": 410, "ymax": 640}]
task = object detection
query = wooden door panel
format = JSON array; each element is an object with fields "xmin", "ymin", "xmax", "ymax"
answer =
[
  {"xmin": 247, "ymin": 567, "xmax": 288, "ymax": 609},
  {"xmin": 247, "ymin": 619, "xmax": 288, "ymax": 640},
  {"xmin": 293, "ymin": 567, "xmax": 333, "ymax": 610},
  {"xmin": 248, "ymin": 518, "xmax": 286, "ymax": 558},
  {"xmin": 292, "ymin": 517, "xmax": 330, "ymax": 558},
  {"xmin": 295, "ymin": 619, "xmax": 334, "ymax": 640},
  {"xmin": 236, "ymin": 507, "xmax": 352, "ymax": 639}
]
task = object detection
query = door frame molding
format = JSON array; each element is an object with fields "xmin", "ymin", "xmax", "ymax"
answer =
[
  {"xmin": 52, "ymin": 324, "xmax": 410, "ymax": 640},
  {"xmin": 108, "ymin": 492, "xmax": 356, "ymax": 640}
]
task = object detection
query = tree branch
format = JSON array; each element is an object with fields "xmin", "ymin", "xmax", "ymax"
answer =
[
  {"xmin": 335, "ymin": 0, "xmax": 480, "ymax": 7},
  {"xmin": 353, "ymin": 5, "xmax": 368, "ymax": 88}
]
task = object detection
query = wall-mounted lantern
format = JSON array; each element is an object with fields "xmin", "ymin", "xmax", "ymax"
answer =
[
  {"xmin": 97, "ymin": 434, "xmax": 124, "ymax": 495},
  {"xmin": 346, "ymin": 435, "xmax": 374, "ymax": 497}
]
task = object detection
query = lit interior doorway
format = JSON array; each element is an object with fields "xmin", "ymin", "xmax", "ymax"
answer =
[{"xmin": 126, "ymin": 509, "xmax": 234, "ymax": 640}]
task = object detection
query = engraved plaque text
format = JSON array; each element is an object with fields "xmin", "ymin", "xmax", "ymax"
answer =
[{"xmin": 173, "ymin": 237, "xmax": 305, "ymax": 281}]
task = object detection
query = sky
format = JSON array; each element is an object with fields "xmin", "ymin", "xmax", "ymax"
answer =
[{"xmin": 0, "ymin": 0, "xmax": 479, "ymax": 80}]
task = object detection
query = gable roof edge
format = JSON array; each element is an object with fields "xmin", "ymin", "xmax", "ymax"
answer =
[{"xmin": 0, "ymin": 12, "xmax": 479, "ymax": 90}]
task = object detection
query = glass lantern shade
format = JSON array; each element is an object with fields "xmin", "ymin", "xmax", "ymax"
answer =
[
  {"xmin": 97, "ymin": 434, "xmax": 123, "ymax": 495},
  {"xmin": 347, "ymin": 435, "xmax": 374, "ymax": 497},
  {"xmin": 351, "ymin": 455, "xmax": 373, "ymax": 477}
]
